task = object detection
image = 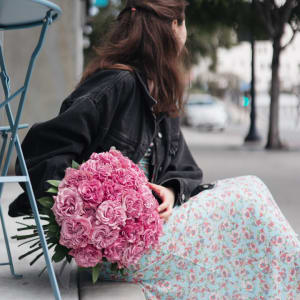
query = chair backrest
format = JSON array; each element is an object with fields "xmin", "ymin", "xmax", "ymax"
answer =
[{"xmin": 0, "ymin": 0, "xmax": 61, "ymax": 29}]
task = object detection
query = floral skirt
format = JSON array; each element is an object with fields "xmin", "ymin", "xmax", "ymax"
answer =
[{"xmin": 98, "ymin": 175, "xmax": 300, "ymax": 300}]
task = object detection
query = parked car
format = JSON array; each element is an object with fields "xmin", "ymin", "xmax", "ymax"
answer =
[{"xmin": 183, "ymin": 94, "xmax": 229, "ymax": 131}]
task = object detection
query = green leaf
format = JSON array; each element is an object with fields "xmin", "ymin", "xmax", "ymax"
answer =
[
  {"xmin": 48, "ymin": 224, "xmax": 59, "ymax": 233},
  {"xmin": 16, "ymin": 221, "xmax": 35, "ymax": 228},
  {"xmin": 47, "ymin": 237, "xmax": 59, "ymax": 244},
  {"xmin": 17, "ymin": 226, "xmax": 36, "ymax": 232},
  {"xmin": 72, "ymin": 160, "xmax": 80, "ymax": 170},
  {"xmin": 52, "ymin": 250, "xmax": 66, "ymax": 263},
  {"xmin": 119, "ymin": 268, "xmax": 125, "ymax": 276},
  {"xmin": 92, "ymin": 264, "xmax": 100, "ymax": 284},
  {"xmin": 47, "ymin": 230, "xmax": 60, "ymax": 238},
  {"xmin": 110, "ymin": 263, "xmax": 118, "ymax": 273},
  {"xmin": 38, "ymin": 265, "xmax": 47, "ymax": 277},
  {"xmin": 52, "ymin": 244, "xmax": 69, "ymax": 263},
  {"xmin": 30, "ymin": 251, "xmax": 44, "ymax": 266},
  {"xmin": 29, "ymin": 238, "xmax": 52, "ymax": 249},
  {"xmin": 46, "ymin": 180, "xmax": 61, "ymax": 187},
  {"xmin": 46, "ymin": 187, "xmax": 58, "ymax": 194},
  {"xmin": 18, "ymin": 237, "xmax": 40, "ymax": 247},
  {"xmin": 38, "ymin": 196, "xmax": 54, "ymax": 208},
  {"xmin": 30, "ymin": 244, "xmax": 55, "ymax": 266},
  {"xmin": 11, "ymin": 233, "xmax": 38, "ymax": 240},
  {"xmin": 18, "ymin": 245, "xmax": 42, "ymax": 260},
  {"xmin": 22, "ymin": 216, "xmax": 50, "ymax": 221}
]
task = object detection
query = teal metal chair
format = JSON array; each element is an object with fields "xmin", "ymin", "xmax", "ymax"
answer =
[{"xmin": 0, "ymin": 1, "xmax": 62, "ymax": 299}]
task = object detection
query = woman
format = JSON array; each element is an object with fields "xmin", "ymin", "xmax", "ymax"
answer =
[{"xmin": 9, "ymin": 0, "xmax": 300, "ymax": 299}]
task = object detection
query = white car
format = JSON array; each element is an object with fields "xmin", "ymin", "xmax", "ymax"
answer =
[{"xmin": 184, "ymin": 94, "xmax": 229, "ymax": 131}]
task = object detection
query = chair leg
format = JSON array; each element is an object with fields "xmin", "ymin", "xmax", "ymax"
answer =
[
  {"xmin": 0, "ymin": 187, "xmax": 22, "ymax": 278},
  {"xmin": 15, "ymin": 140, "xmax": 61, "ymax": 300},
  {"xmin": 23, "ymin": 181, "xmax": 61, "ymax": 300},
  {"xmin": 0, "ymin": 131, "xmax": 8, "ymax": 170},
  {"xmin": 0, "ymin": 134, "xmax": 22, "ymax": 278}
]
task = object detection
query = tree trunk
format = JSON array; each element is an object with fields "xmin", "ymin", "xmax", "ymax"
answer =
[{"xmin": 265, "ymin": 37, "xmax": 284, "ymax": 150}]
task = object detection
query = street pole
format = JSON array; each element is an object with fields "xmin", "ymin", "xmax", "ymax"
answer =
[{"xmin": 244, "ymin": 0, "xmax": 262, "ymax": 142}]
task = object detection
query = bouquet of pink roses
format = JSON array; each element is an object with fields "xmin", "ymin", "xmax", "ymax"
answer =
[{"xmin": 13, "ymin": 149, "xmax": 163, "ymax": 282}]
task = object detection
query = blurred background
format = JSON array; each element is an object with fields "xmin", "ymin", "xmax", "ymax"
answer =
[{"xmin": 1, "ymin": 0, "xmax": 300, "ymax": 233}]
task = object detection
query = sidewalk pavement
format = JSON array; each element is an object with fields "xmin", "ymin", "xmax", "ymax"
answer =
[
  {"xmin": 0, "ymin": 184, "xmax": 145, "ymax": 300},
  {"xmin": 0, "ymin": 183, "xmax": 78, "ymax": 300},
  {"xmin": 1, "ymin": 121, "xmax": 300, "ymax": 299}
]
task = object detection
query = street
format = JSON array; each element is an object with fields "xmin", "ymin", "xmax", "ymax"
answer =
[{"xmin": 182, "ymin": 115, "xmax": 300, "ymax": 237}]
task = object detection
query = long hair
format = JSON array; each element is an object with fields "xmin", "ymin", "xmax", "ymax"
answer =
[{"xmin": 78, "ymin": 0, "xmax": 189, "ymax": 117}]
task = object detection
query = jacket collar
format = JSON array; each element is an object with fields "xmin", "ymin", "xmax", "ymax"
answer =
[{"xmin": 134, "ymin": 69, "xmax": 157, "ymax": 108}]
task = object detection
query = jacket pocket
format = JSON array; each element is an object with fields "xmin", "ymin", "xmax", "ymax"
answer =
[{"xmin": 102, "ymin": 130, "xmax": 138, "ymax": 156}]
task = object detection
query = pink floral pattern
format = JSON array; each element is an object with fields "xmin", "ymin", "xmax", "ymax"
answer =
[{"xmin": 98, "ymin": 169, "xmax": 300, "ymax": 299}]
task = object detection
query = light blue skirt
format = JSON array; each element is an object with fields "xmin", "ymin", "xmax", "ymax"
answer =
[{"xmin": 98, "ymin": 174, "xmax": 300, "ymax": 299}]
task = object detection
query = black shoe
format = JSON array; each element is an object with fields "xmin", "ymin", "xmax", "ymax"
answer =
[{"xmin": 8, "ymin": 193, "xmax": 34, "ymax": 217}]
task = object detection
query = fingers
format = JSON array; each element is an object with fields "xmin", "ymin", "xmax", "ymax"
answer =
[
  {"xmin": 148, "ymin": 183, "xmax": 167, "ymax": 207},
  {"xmin": 159, "ymin": 206, "xmax": 173, "ymax": 223},
  {"xmin": 159, "ymin": 207, "xmax": 172, "ymax": 219},
  {"xmin": 148, "ymin": 182, "xmax": 164, "ymax": 196},
  {"xmin": 158, "ymin": 201, "xmax": 168, "ymax": 212},
  {"xmin": 148, "ymin": 183, "xmax": 174, "ymax": 222}
]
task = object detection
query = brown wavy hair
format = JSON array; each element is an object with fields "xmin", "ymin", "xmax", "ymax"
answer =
[{"xmin": 78, "ymin": 0, "xmax": 189, "ymax": 117}]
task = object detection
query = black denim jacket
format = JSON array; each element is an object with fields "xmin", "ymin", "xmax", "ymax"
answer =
[{"xmin": 14, "ymin": 68, "xmax": 211, "ymax": 210}]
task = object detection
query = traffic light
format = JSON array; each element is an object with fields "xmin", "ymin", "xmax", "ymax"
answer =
[
  {"xmin": 243, "ymin": 92, "xmax": 250, "ymax": 107},
  {"xmin": 86, "ymin": 0, "xmax": 109, "ymax": 17},
  {"xmin": 93, "ymin": 0, "xmax": 109, "ymax": 7}
]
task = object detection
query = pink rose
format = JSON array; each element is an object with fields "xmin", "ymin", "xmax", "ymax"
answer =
[
  {"xmin": 138, "ymin": 185, "xmax": 158, "ymax": 211},
  {"xmin": 114, "ymin": 154, "xmax": 131, "ymax": 169},
  {"xmin": 59, "ymin": 168, "xmax": 91, "ymax": 188},
  {"xmin": 52, "ymin": 188, "xmax": 84, "ymax": 225},
  {"xmin": 121, "ymin": 240, "xmax": 145, "ymax": 268},
  {"xmin": 122, "ymin": 190, "xmax": 143, "ymax": 218},
  {"xmin": 103, "ymin": 237, "xmax": 127, "ymax": 263},
  {"xmin": 82, "ymin": 206, "xmax": 97, "ymax": 224},
  {"xmin": 80, "ymin": 159, "xmax": 113, "ymax": 180},
  {"xmin": 96, "ymin": 200, "xmax": 126, "ymax": 229},
  {"xmin": 112, "ymin": 169, "xmax": 140, "ymax": 188},
  {"xmin": 91, "ymin": 224, "xmax": 119, "ymax": 249},
  {"xmin": 69, "ymin": 245, "xmax": 102, "ymax": 268},
  {"xmin": 102, "ymin": 179, "xmax": 123, "ymax": 202},
  {"xmin": 142, "ymin": 228, "xmax": 159, "ymax": 248},
  {"xmin": 141, "ymin": 212, "xmax": 163, "ymax": 243},
  {"xmin": 59, "ymin": 216, "xmax": 92, "ymax": 249},
  {"xmin": 121, "ymin": 220, "xmax": 144, "ymax": 243},
  {"xmin": 78, "ymin": 179, "xmax": 104, "ymax": 207}
]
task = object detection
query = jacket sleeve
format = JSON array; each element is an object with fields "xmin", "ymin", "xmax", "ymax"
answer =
[
  {"xmin": 15, "ymin": 71, "xmax": 135, "ymax": 200},
  {"xmin": 157, "ymin": 129, "xmax": 204, "ymax": 207}
]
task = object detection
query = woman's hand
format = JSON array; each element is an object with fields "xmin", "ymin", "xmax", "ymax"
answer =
[{"xmin": 148, "ymin": 183, "xmax": 175, "ymax": 223}]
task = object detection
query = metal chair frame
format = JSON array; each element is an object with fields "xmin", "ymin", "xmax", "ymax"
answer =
[{"xmin": 0, "ymin": 1, "xmax": 62, "ymax": 299}]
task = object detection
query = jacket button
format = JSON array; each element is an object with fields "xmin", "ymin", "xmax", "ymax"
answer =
[
  {"xmin": 181, "ymin": 194, "xmax": 185, "ymax": 201},
  {"xmin": 158, "ymin": 132, "xmax": 163, "ymax": 139},
  {"xmin": 158, "ymin": 166, "xmax": 162, "ymax": 172}
]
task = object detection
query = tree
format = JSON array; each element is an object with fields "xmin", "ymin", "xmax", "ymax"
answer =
[
  {"xmin": 186, "ymin": 0, "xmax": 243, "ymax": 70},
  {"xmin": 253, "ymin": 0, "xmax": 300, "ymax": 149},
  {"xmin": 186, "ymin": 0, "xmax": 267, "ymax": 143}
]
